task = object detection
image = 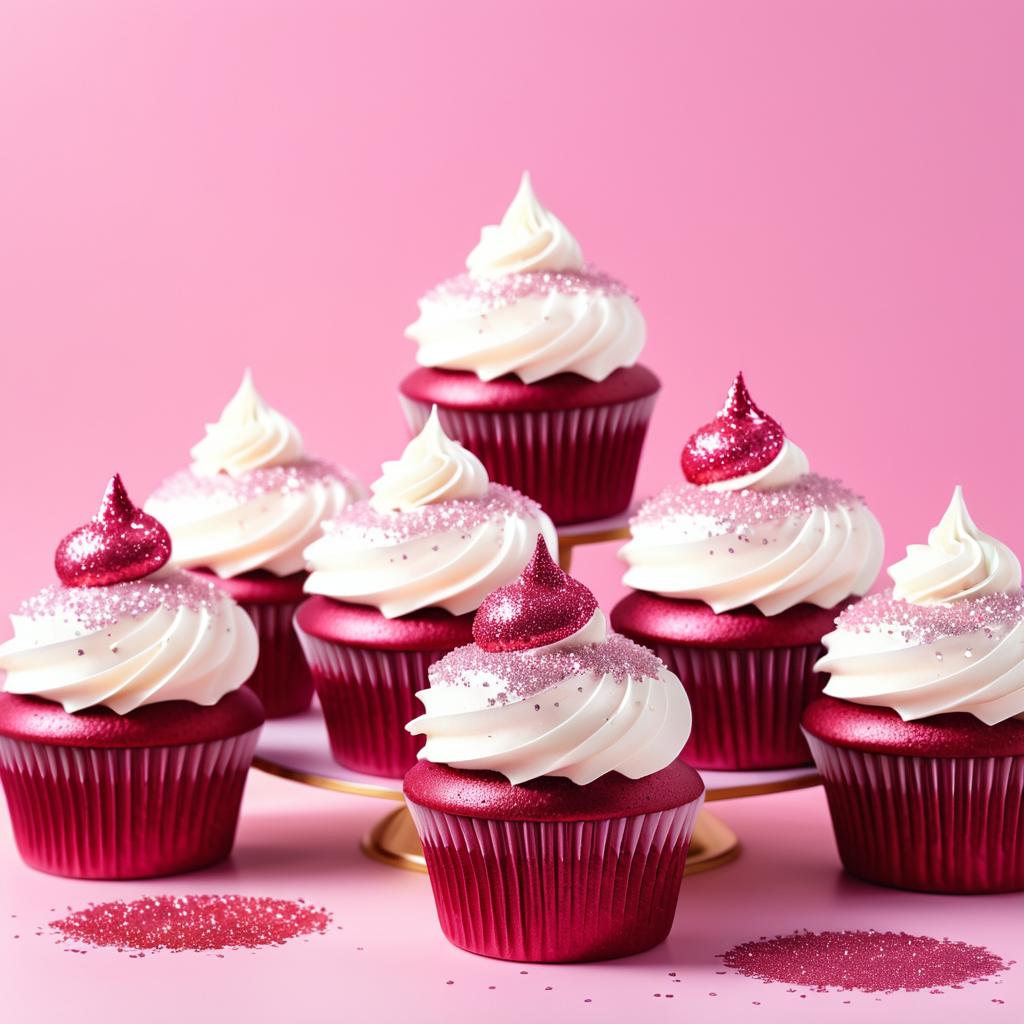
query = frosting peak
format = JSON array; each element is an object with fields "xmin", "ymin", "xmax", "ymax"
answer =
[
  {"xmin": 369, "ymin": 407, "xmax": 488, "ymax": 513},
  {"xmin": 465, "ymin": 172, "xmax": 584, "ymax": 279},
  {"xmin": 473, "ymin": 537, "xmax": 598, "ymax": 652},
  {"xmin": 55, "ymin": 475, "xmax": 171, "ymax": 588},
  {"xmin": 681, "ymin": 372, "xmax": 804, "ymax": 489},
  {"xmin": 190, "ymin": 370, "xmax": 304, "ymax": 477},
  {"xmin": 888, "ymin": 487, "xmax": 1021, "ymax": 605}
]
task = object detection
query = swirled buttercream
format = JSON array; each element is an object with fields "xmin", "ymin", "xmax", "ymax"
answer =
[
  {"xmin": 819, "ymin": 489, "xmax": 1024, "ymax": 724},
  {"xmin": 0, "ymin": 570, "xmax": 258, "ymax": 714},
  {"xmin": 888, "ymin": 486, "xmax": 1021, "ymax": 604},
  {"xmin": 191, "ymin": 370, "xmax": 303, "ymax": 477},
  {"xmin": 370, "ymin": 407, "xmax": 487, "ymax": 512},
  {"xmin": 621, "ymin": 374, "xmax": 883, "ymax": 614},
  {"xmin": 407, "ymin": 543, "xmax": 692, "ymax": 784},
  {"xmin": 405, "ymin": 173, "xmax": 646, "ymax": 384}
]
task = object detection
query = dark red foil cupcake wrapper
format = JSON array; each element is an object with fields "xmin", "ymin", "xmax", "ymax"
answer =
[
  {"xmin": 406, "ymin": 793, "xmax": 703, "ymax": 962},
  {"xmin": 399, "ymin": 394, "xmax": 657, "ymax": 525},
  {"xmin": 295, "ymin": 629, "xmax": 447, "ymax": 777},
  {"xmin": 0, "ymin": 730, "xmax": 260, "ymax": 879},
  {"xmin": 655, "ymin": 641, "xmax": 825, "ymax": 769},
  {"xmin": 240, "ymin": 597, "xmax": 314, "ymax": 718},
  {"xmin": 805, "ymin": 733, "xmax": 1024, "ymax": 893}
]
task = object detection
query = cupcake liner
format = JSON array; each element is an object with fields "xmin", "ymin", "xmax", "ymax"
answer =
[
  {"xmin": 406, "ymin": 793, "xmax": 703, "ymax": 962},
  {"xmin": 295, "ymin": 630, "xmax": 442, "ymax": 777},
  {"xmin": 655, "ymin": 641, "xmax": 825, "ymax": 769},
  {"xmin": 805, "ymin": 733, "xmax": 1024, "ymax": 893},
  {"xmin": 0, "ymin": 730, "xmax": 260, "ymax": 879},
  {"xmin": 240, "ymin": 597, "xmax": 313, "ymax": 718},
  {"xmin": 400, "ymin": 393, "xmax": 656, "ymax": 525}
]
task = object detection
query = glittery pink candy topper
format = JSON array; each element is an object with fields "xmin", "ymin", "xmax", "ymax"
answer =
[
  {"xmin": 55, "ymin": 474, "xmax": 172, "ymax": 588},
  {"xmin": 472, "ymin": 537, "xmax": 597, "ymax": 652},
  {"xmin": 681, "ymin": 372, "xmax": 785, "ymax": 485}
]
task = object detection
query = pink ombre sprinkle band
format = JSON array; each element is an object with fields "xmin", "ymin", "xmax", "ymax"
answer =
[
  {"xmin": 321, "ymin": 484, "xmax": 542, "ymax": 546},
  {"xmin": 421, "ymin": 267, "xmax": 634, "ymax": 312},
  {"xmin": 150, "ymin": 458, "xmax": 355, "ymax": 510},
  {"xmin": 18, "ymin": 572, "xmax": 228, "ymax": 633},
  {"xmin": 632, "ymin": 474, "xmax": 866, "ymax": 534},
  {"xmin": 834, "ymin": 589, "xmax": 1024, "ymax": 645},
  {"xmin": 428, "ymin": 633, "xmax": 664, "ymax": 704}
]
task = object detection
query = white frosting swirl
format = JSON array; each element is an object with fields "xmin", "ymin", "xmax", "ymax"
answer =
[
  {"xmin": 0, "ymin": 571, "xmax": 258, "ymax": 714},
  {"xmin": 191, "ymin": 370, "xmax": 303, "ymax": 477},
  {"xmin": 146, "ymin": 461, "xmax": 364, "ymax": 578},
  {"xmin": 304, "ymin": 485, "xmax": 558, "ymax": 618},
  {"xmin": 406, "ymin": 616, "xmax": 692, "ymax": 785},
  {"xmin": 405, "ymin": 174, "xmax": 646, "ymax": 384},
  {"xmin": 465, "ymin": 172, "xmax": 584, "ymax": 278},
  {"xmin": 370, "ymin": 407, "xmax": 488, "ymax": 512},
  {"xmin": 819, "ymin": 488, "xmax": 1024, "ymax": 724},
  {"xmin": 621, "ymin": 474, "xmax": 884, "ymax": 616},
  {"xmin": 888, "ymin": 486, "xmax": 1021, "ymax": 604}
]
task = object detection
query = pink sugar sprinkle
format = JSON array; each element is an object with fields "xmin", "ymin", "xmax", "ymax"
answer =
[
  {"xmin": 720, "ymin": 930, "xmax": 1008, "ymax": 993},
  {"xmin": 633, "ymin": 473, "xmax": 866, "ymax": 534},
  {"xmin": 150, "ymin": 458, "xmax": 356, "ymax": 510},
  {"xmin": 430, "ymin": 632, "xmax": 664, "ymax": 703},
  {"xmin": 49, "ymin": 895, "xmax": 331, "ymax": 953},
  {"xmin": 18, "ymin": 571, "xmax": 227, "ymax": 632},
  {"xmin": 422, "ymin": 266, "xmax": 633, "ymax": 311},
  {"xmin": 835, "ymin": 590, "xmax": 1024, "ymax": 645},
  {"xmin": 321, "ymin": 483, "xmax": 541, "ymax": 545}
]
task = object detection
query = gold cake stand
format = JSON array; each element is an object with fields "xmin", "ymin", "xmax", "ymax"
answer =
[{"xmin": 254, "ymin": 517, "xmax": 821, "ymax": 876}]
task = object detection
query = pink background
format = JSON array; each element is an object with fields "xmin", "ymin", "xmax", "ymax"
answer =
[
  {"xmin": 1, "ymin": 4, "xmax": 1023, "ymax": 1018},
  {"xmin": 1, "ymin": 0, "xmax": 1022, "ymax": 615}
]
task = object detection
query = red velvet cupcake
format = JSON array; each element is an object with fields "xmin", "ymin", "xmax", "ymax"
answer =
[
  {"xmin": 146, "ymin": 370, "xmax": 364, "ymax": 717},
  {"xmin": 296, "ymin": 411, "xmax": 556, "ymax": 777},
  {"xmin": 0, "ymin": 476, "xmax": 262, "ymax": 879},
  {"xmin": 614, "ymin": 374, "xmax": 884, "ymax": 769},
  {"xmin": 805, "ymin": 487, "xmax": 1024, "ymax": 893},
  {"xmin": 401, "ymin": 172, "xmax": 658, "ymax": 525},
  {"xmin": 404, "ymin": 540, "xmax": 702, "ymax": 962}
]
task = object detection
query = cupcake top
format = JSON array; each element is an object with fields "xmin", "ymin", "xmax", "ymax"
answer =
[
  {"xmin": 303, "ymin": 408, "xmax": 557, "ymax": 617},
  {"xmin": 0, "ymin": 476, "xmax": 258, "ymax": 714},
  {"xmin": 146, "ymin": 371, "xmax": 364, "ymax": 578},
  {"xmin": 406, "ymin": 538, "xmax": 693, "ymax": 785},
  {"xmin": 405, "ymin": 172, "xmax": 646, "ymax": 384},
  {"xmin": 818, "ymin": 487, "xmax": 1024, "ymax": 725},
  {"xmin": 620, "ymin": 373, "xmax": 884, "ymax": 615}
]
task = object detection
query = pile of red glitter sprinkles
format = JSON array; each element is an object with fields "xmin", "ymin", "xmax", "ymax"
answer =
[
  {"xmin": 719, "ymin": 929, "xmax": 1011, "ymax": 996},
  {"xmin": 47, "ymin": 895, "xmax": 332, "ymax": 955}
]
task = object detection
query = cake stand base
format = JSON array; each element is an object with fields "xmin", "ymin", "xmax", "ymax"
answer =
[{"xmin": 361, "ymin": 804, "xmax": 741, "ymax": 876}]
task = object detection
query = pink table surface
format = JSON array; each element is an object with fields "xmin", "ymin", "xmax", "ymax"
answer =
[{"xmin": 1, "ymin": 769, "xmax": 1019, "ymax": 1023}]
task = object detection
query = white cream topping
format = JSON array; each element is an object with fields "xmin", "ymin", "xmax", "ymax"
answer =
[
  {"xmin": 191, "ymin": 370, "xmax": 303, "ymax": 477},
  {"xmin": 888, "ymin": 486, "xmax": 1021, "ymax": 604},
  {"xmin": 407, "ymin": 614, "xmax": 692, "ymax": 785},
  {"xmin": 405, "ymin": 173, "xmax": 646, "ymax": 384},
  {"xmin": 304, "ymin": 487, "xmax": 558, "ymax": 618},
  {"xmin": 465, "ymin": 172, "xmax": 584, "ymax": 278},
  {"xmin": 370, "ymin": 407, "xmax": 488, "ymax": 512},
  {"xmin": 0, "ymin": 574, "xmax": 258, "ymax": 714},
  {"xmin": 819, "ymin": 488, "xmax": 1024, "ymax": 723}
]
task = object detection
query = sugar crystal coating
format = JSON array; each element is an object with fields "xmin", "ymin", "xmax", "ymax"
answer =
[
  {"xmin": 430, "ymin": 633, "xmax": 664, "ymax": 704},
  {"xmin": 18, "ymin": 571, "xmax": 229, "ymax": 632},
  {"xmin": 321, "ymin": 483, "xmax": 542, "ymax": 545},
  {"xmin": 834, "ymin": 589, "xmax": 1024, "ymax": 645},
  {"xmin": 422, "ymin": 267, "xmax": 633, "ymax": 312}
]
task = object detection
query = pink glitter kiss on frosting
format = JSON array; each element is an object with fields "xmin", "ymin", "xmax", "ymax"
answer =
[
  {"xmin": 681, "ymin": 372, "xmax": 785, "ymax": 485},
  {"xmin": 55, "ymin": 474, "xmax": 172, "ymax": 588},
  {"xmin": 472, "ymin": 537, "xmax": 597, "ymax": 652}
]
